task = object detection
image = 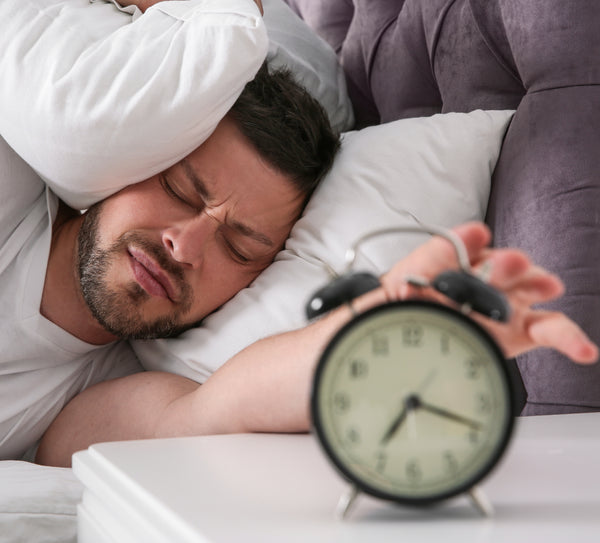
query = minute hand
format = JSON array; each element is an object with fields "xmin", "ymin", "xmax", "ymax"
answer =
[{"xmin": 418, "ymin": 401, "xmax": 483, "ymax": 431}]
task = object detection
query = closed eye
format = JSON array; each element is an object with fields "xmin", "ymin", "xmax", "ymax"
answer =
[
  {"xmin": 160, "ymin": 174, "xmax": 201, "ymax": 211},
  {"xmin": 222, "ymin": 236, "xmax": 251, "ymax": 265},
  {"xmin": 214, "ymin": 227, "xmax": 255, "ymax": 265}
]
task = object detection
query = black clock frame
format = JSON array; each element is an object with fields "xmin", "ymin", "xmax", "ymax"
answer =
[{"xmin": 310, "ymin": 299, "xmax": 517, "ymax": 507}]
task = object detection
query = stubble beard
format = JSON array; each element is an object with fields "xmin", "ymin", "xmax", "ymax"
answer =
[{"xmin": 76, "ymin": 203, "xmax": 196, "ymax": 340}]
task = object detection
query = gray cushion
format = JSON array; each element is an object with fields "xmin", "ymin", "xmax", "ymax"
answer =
[{"xmin": 284, "ymin": 0, "xmax": 600, "ymax": 415}]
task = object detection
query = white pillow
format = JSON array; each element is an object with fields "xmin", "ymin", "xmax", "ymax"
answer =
[
  {"xmin": 262, "ymin": 0, "xmax": 354, "ymax": 133},
  {"xmin": 132, "ymin": 109, "xmax": 515, "ymax": 382},
  {"xmin": 0, "ymin": 0, "xmax": 352, "ymax": 210},
  {"xmin": 0, "ymin": 0, "xmax": 267, "ymax": 210}
]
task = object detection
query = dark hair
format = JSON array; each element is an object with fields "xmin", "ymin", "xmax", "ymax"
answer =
[{"xmin": 229, "ymin": 63, "xmax": 340, "ymax": 203}]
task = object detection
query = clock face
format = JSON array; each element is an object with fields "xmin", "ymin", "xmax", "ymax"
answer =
[{"xmin": 311, "ymin": 301, "xmax": 514, "ymax": 505}]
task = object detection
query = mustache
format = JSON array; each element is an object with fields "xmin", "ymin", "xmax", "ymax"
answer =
[{"xmin": 112, "ymin": 232, "xmax": 186, "ymax": 285}]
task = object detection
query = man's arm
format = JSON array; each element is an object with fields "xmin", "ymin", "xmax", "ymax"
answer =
[
  {"xmin": 35, "ymin": 296, "xmax": 356, "ymax": 466},
  {"xmin": 36, "ymin": 223, "xmax": 598, "ymax": 467}
]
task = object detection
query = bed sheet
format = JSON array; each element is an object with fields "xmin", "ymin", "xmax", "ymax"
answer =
[{"xmin": 0, "ymin": 461, "xmax": 80, "ymax": 543}]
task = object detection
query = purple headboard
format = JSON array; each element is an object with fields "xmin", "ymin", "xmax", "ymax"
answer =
[{"xmin": 285, "ymin": 0, "xmax": 600, "ymax": 415}]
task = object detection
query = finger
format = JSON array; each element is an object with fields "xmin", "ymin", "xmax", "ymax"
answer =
[
  {"xmin": 383, "ymin": 222, "xmax": 491, "ymax": 296},
  {"xmin": 411, "ymin": 221, "xmax": 491, "ymax": 274},
  {"xmin": 474, "ymin": 250, "xmax": 565, "ymax": 304},
  {"xmin": 472, "ymin": 249, "xmax": 530, "ymax": 287},
  {"xmin": 527, "ymin": 312, "xmax": 599, "ymax": 364},
  {"xmin": 509, "ymin": 273, "xmax": 565, "ymax": 307},
  {"xmin": 453, "ymin": 221, "xmax": 492, "ymax": 257}
]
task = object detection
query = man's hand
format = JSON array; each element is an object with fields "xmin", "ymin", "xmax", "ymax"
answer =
[
  {"xmin": 119, "ymin": 0, "xmax": 264, "ymax": 14},
  {"xmin": 380, "ymin": 222, "xmax": 598, "ymax": 364}
]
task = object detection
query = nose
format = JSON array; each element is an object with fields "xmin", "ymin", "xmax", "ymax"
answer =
[{"xmin": 161, "ymin": 213, "xmax": 218, "ymax": 269}]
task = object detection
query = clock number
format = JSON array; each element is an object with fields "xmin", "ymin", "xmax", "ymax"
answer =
[
  {"xmin": 375, "ymin": 451, "xmax": 387, "ymax": 473},
  {"xmin": 477, "ymin": 393, "xmax": 493, "ymax": 414},
  {"xmin": 402, "ymin": 324, "xmax": 423, "ymax": 347},
  {"xmin": 441, "ymin": 333, "xmax": 450, "ymax": 355},
  {"xmin": 333, "ymin": 392, "xmax": 351, "ymax": 414},
  {"xmin": 443, "ymin": 451, "xmax": 459, "ymax": 474},
  {"xmin": 346, "ymin": 426, "xmax": 361, "ymax": 445},
  {"xmin": 465, "ymin": 357, "xmax": 483, "ymax": 379},
  {"xmin": 468, "ymin": 430, "xmax": 480, "ymax": 444},
  {"xmin": 349, "ymin": 359, "xmax": 369, "ymax": 379},
  {"xmin": 372, "ymin": 335, "xmax": 389, "ymax": 356},
  {"xmin": 405, "ymin": 459, "xmax": 422, "ymax": 483}
]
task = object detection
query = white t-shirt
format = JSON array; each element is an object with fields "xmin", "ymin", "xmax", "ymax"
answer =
[{"xmin": 0, "ymin": 136, "xmax": 142, "ymax": 460}]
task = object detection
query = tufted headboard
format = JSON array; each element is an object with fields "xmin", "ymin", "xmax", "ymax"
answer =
[{"xmin": 285, "ymin": 0, "xmax": 600, "ymax": 415}]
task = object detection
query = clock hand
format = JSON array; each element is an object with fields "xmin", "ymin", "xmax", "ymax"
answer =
[
  {"xmin": 380, "ymin": 395, "xmax": 419, "ymax": 446},
  {"xmin": 380, "ymin": 405, "xmax": 409, "ymax": 446},
  {"xmin": 417, "ymin": 400, "xmax": 483, "ymax": 431},
  {"xmin": 416, "ymin": 369, "xmax": 438, "ymax": 394}
]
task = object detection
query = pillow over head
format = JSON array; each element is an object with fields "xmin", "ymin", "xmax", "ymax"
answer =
[
  {"xmin": 0, "ymin": 0, "xmax": 267, "ymax": 209},
  {"xmin": 0, "ymin": 0, "xmax": 352, "ymax": 210},
  {"xmin": 133, "ymin": 109, "xmax": 514, "ymax": 381}
]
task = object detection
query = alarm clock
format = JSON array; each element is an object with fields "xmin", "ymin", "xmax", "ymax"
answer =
[{"xmin": 306, "ymin": 225, "xmax": 516, "ymax": 518}]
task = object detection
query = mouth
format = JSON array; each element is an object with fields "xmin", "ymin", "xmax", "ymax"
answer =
[{"xmin": 127, "ymin": 247, "xmax": 179, "ymax": 303}]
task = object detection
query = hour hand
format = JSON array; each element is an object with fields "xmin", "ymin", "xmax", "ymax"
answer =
[{"xmin": 380, "ymin": 395, "xmax": 419, "ymax": 446}]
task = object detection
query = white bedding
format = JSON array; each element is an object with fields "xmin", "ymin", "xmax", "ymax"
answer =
[{"xmin": 0, "ymin": 461, "xmax": 81, "ymax": 543}]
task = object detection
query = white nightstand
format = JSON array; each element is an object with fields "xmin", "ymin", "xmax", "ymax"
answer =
[{"xmin": 73, "ymin": 413, "xmax": 600, "ymax": 542}]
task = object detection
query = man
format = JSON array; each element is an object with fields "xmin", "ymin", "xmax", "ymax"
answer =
[
  {"xmin": 0, "ymin": 64, "xmax": 339, "ymax": 461},
  {"xmin": 5, "ymin": 0, "xmax": 598, "ymax": 466}
]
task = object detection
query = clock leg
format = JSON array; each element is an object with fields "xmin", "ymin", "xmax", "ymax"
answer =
[
  {"xmin": 468, "ymin": 485, "xmax": 494, "ymax": 517},
  {"xmin": 335, "ymin": 485, "xmax": 360, "ymax": 520}
]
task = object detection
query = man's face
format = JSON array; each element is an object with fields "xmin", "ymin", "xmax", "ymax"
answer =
[{"xmin": 77, "ymin": 116, "xmax": 303, "ymax": 339}]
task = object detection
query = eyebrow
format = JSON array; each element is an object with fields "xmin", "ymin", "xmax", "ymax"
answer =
[
  {"xmin": 181, "ymin": 159, "xmax": 211, "ymax": 200},
  {"xmin": 180, "ymin": 159, "xmax": 275, "ymax": 248}
]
